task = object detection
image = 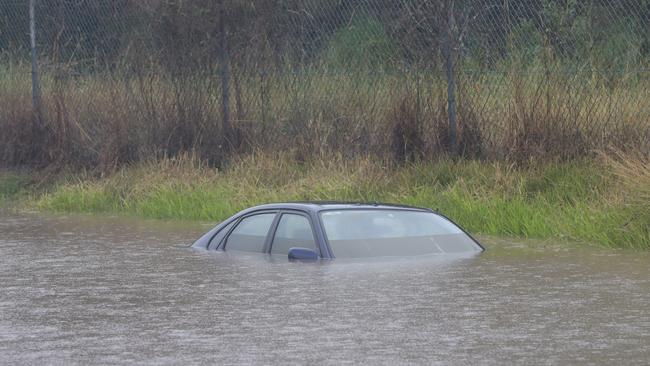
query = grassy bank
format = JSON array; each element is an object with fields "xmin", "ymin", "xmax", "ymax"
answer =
[{"xmin": 3, "ymin": 153, "xmax": 646, "ymax": 249}]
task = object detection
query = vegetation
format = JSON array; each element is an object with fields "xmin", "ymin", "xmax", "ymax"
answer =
[
  {"xmin": 1, "ymin": 0, "xmax": 649, "ymax": 168},
  {"xmin": 0, "ymin": 172, "xmax": 29, "ymax": 205},
  {"xmin": 14, "ymin": 152, "xmax": 645, "ymax": 249},
  {"xmin": 0, "ymin": 1, "xmax": 648, "ymax": 250},
  {"xmin": 1, "ymin": 62, "xmax": 648, "ymax": 169}
]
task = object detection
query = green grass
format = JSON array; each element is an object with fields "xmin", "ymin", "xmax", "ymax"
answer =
[{"xmin": 21, "ymin": 153, "xmax": 649, "ymax": 250}]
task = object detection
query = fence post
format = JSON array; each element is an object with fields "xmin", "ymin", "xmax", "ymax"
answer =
[
  {"xmin": 218, "ymin": 0, "xmax": 232, "ymax": 153},
  {"xmin": 444, "ymin": 2, "xmax": 458, "ymax": 155},
  {"xmin": 29, "ymin": 0, "xmax": 43, "ymax": 126}
]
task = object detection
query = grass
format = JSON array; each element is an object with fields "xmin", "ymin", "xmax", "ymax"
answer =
[
  {"xmin": 24, "ymin": 152, "xmax": 649, "ymax": 250},
  {"xmin": 1, "ymin": 61, "xmax": 649, "ymax": 168},
  {"xmin": 1, "ymin": 59, "xmax": 648, "ymax": 249}
]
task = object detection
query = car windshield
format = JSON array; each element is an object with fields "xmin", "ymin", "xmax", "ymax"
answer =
[{"xmin": 320, "ymin": 209, "xmax": 482, "ymax": 258}]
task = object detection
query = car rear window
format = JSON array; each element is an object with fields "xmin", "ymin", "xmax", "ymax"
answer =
[
  {"xmin": 208, "ymin": 220, "xmax": 237, "ymax": 250},
  {"xmin": 320, "ymin": 210, "xmax": 482, "ymax": 258}
]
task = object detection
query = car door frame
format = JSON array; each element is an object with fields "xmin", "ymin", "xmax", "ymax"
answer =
[{"xmin": 266, "ymin": 209, "xmax": 321, "ymax": 256}]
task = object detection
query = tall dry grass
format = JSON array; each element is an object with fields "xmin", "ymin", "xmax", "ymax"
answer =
[
  {"xmin": 1, "ymin": 61, "xmax": 649, "ymax": 170},
  {"xmin": 601, "ymin": 149, "xmax": 650, "ymax": 246},
  {"xmin": 603, "ymin": 149, "xmax": 650, "ymax": 209}
]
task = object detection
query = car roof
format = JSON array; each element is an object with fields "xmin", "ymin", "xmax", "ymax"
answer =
[{"xmin": 244, "ymin": 201, "xmax": 432, "ymax": 213}]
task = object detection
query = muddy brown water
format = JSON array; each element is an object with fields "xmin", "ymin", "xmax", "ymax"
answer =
[{"xmin": 1, "ymin": 211, "xmax": 649, "ymax": 365}]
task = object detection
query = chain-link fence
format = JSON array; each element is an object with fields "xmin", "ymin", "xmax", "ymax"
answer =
[{"xmin": 1, "ymin": 0, "xmax": 649, "ymax": 168}]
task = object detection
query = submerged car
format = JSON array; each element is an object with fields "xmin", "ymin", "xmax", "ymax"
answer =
[{"xmin": 192, "ymin": 202, "xmax": 484, "ymax": 260}]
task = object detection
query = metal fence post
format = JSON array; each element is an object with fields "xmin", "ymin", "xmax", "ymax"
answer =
[
  {"xmin": 444, "ymin": 2, "xmax": 458, "ymax": 155},
  {"xmin": 29, "ymin": 0, "xmax": 43, "ymax": 126},
  {"xmin": 218, "ymin": 0, "xmax": 232, "ymax": 153}
]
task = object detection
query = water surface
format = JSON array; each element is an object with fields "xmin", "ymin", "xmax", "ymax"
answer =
[{"xmin": 1, "ymin": 212, "xmax": 649, "ymax": 365}]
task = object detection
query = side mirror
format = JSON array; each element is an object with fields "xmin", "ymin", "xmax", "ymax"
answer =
[{"xmin": 288, "ymin": 247, "xmax": 319, "ymax": 262}]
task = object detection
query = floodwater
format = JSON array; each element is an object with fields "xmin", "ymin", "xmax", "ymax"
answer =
[{"xmin": 1, "ymin": 212, "xmax": 649, "ymax": 365}]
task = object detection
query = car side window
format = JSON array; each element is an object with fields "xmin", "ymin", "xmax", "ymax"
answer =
[
  {"xmin": 225, "ymin": 213, "xmax": 276, "ymax": 252},
  {"xmin": 271, "ymin": 214, "xmax": 316, "ymax": 255},
  {"xmin": 207, "ymin": 220, "xmax": 236, "ymax": 250}
]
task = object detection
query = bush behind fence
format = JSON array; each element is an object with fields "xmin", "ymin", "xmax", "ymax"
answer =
[{"xmin": 1, "ymin": 0, "xmax": 649, "ymax": 168}]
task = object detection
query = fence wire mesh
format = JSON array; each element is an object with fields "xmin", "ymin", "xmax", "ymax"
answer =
[{"xmin": 1, "ymin": 0, "xmax": 649, "ymax": 167}]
